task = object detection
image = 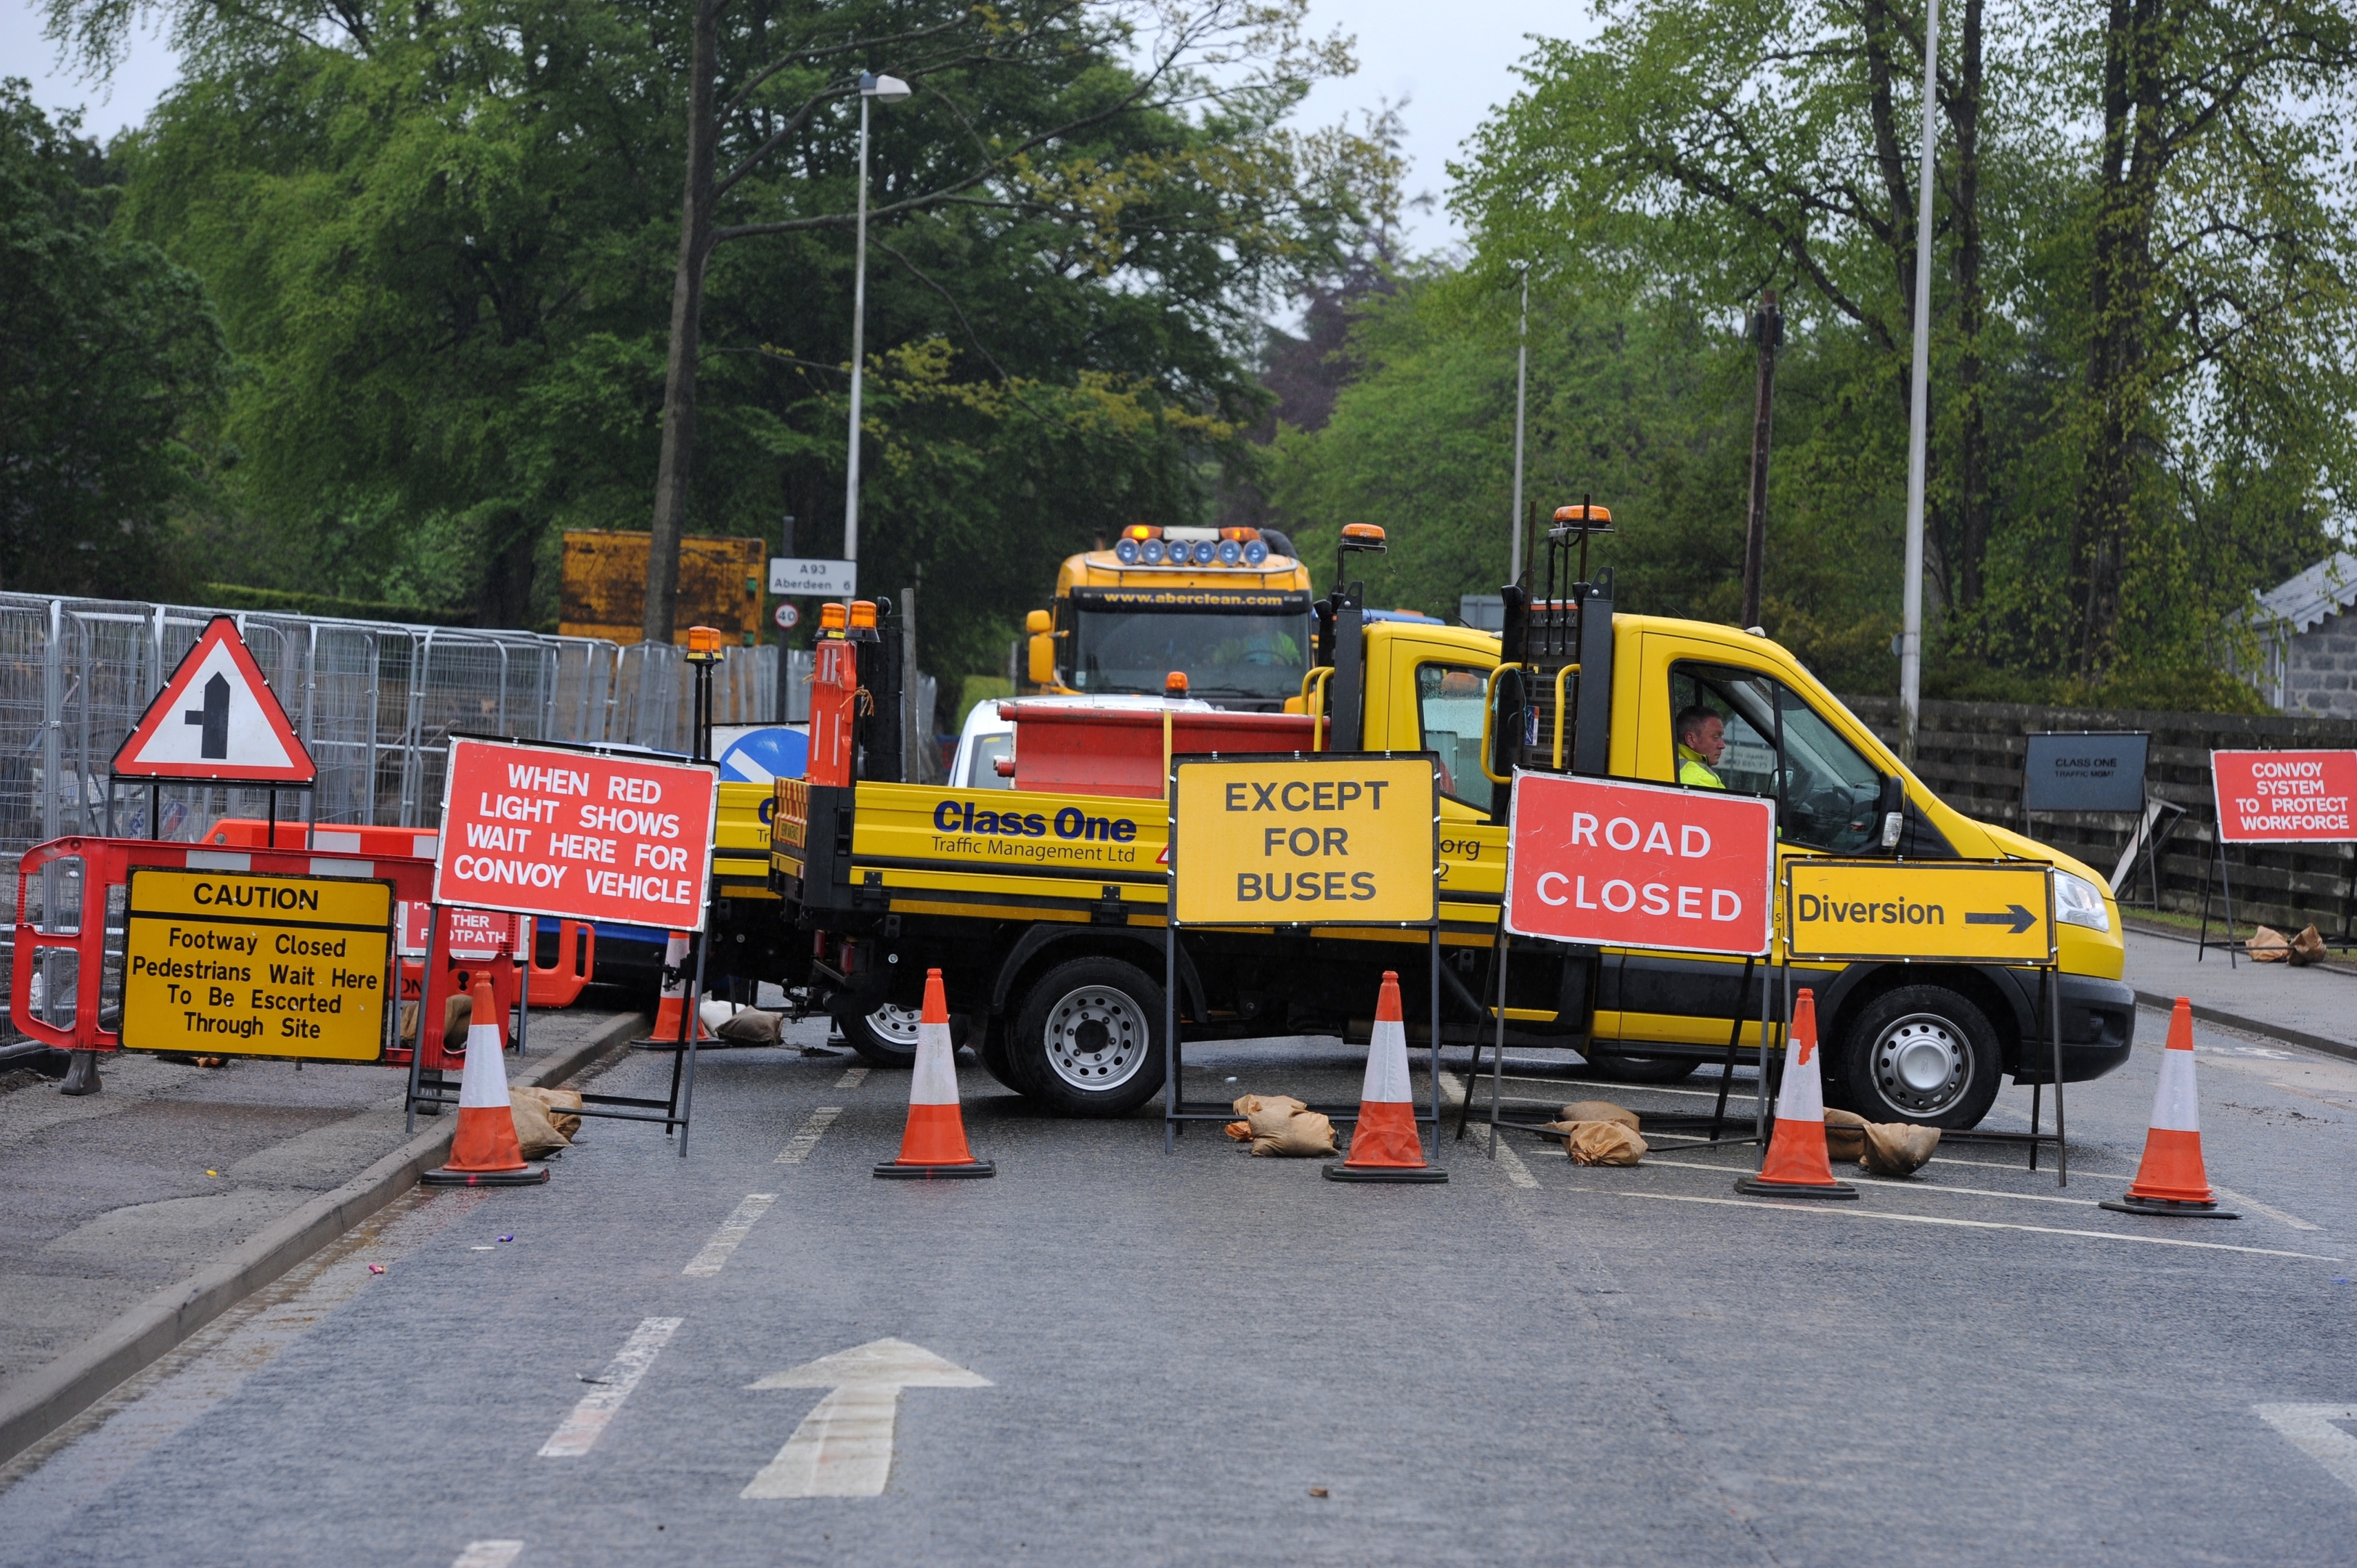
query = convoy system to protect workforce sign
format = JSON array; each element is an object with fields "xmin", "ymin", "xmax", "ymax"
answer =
[
  {"xmin": 1503, "ymin": 772, "xmax": 1776, "ymax": 957},
  {"xmin": 2210, "ymin": 749, "xmax": 2357, "ymax": 844},
  {"xmin": 121, "ymin": 868, "xmax": 392, "ymax": 1060},
  {"xmin": 436, "ymin": 738, "xmax": 721, "ymax": 931},
  {"xmin": 1171, "ymin": 754, "xmax": 1438, "ymax": 927},
  {"xmin": 1784, "ymin": 859, "xmax": 2055, "ymax": 965}
]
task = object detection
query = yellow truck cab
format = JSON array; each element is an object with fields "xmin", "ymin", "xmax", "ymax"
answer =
[
  {"xmin": 767, "ymin": 544, "xmax": 2133, "ymax": 1130},
  {"xmin": 1020, "ymin": 526, "xmax": 1314, "ymax": 711}
]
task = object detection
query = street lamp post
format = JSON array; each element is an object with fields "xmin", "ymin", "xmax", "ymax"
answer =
[
  {"xmin": 1899, "ymin": 1, "xmax": 1940, "ymax": 761},
  {"xmin": 842, "ymin": 70, "xmax": 911, "ymax": 571},
  {"xmin": 1509, "ymin": 261, "xmax": 1530, "ymax": 587}
]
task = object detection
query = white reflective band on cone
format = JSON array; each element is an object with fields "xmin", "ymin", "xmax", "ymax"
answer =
[
  {"xmin": 1360, "ymin": 1016, "xmax": 1412, "ymax": 1104},
  {"xmin": 457, "ymin": 1019, "xmax": 508, "ymax": 1109},
  {"xmin": 657, "ymin": 931, "xmax": 690, "ymax": 997},
  {"xmin": 2149, "ymin": 1047, "xmax": 2200, "ymax": 1133},
  {"xmin": 1776, "ymin": 1033, "xmax": 1826, "ymax": 1123},
  {"xmin": 910, "ymin": 1021, "xmax": 960, "ymax": 1106}
]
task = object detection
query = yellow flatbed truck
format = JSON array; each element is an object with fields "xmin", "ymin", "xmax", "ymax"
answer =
[{"xmin": 767, "ymin": 558, "xmax": 2135, "ymax": 1124}]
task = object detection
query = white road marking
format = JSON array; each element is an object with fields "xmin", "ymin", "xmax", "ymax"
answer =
[
  {"xmin": 2215, "ymin": 1185, "xmax": 2321, "ymax": 1231},
  {"xmin": 1566, "ymin": 1185, "xmax": 2342, "ymax": 1260},
  {"xmin": 776, "ymin": 1107, "xmax": 843, "ymax": 1164},
  {"xmin": 834, "ymin": 1066, "xmax": 869, "ymax": 1089},
  {"xmin": 683, "ymin": 1194, "xmax": 776, "ymax": 1276},
  {"xmin": 1637, "ymin": 1156, "xmax": 2106, "ymax": 1209},
  {"xmin": 451, "ymin": 1543, "xmax": 524, "ymax": 1568},
  {"xmin": 2254, "ymin": 1405, "xmax": 2357, "ymax": 1495},
  {"xmin": 743, "ymin": 1339, "xmax": 991, "ymax": 1499},
  {"xmin": 538, "ymin": 1317, "xmax": 683, "ymax": 1457}
]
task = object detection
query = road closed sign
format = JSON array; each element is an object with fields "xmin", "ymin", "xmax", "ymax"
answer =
[
  {"xmin": 1786, "ymin": 859, "xmax": 2053, "ymax": 964},
  {"xmin": 122, "ymin": 867, "xmax": 393, "ymax": 1060},
  {"xmin": 1504, "ymin": 773, "xmax": 1775, "ymax": 956},
  {"xmin": 1171, "ymin": 754, "xmax": 1438, "ymax": 926},
  {"xmin": 436, "ymin": 738, "xmax": 720, "ymax": 930},
  {"xmin": 2211, "ymin": 749, "xmax": 2357, "ymax": 844}
]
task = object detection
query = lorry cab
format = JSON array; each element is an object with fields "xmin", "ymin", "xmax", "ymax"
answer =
[{"xmin": 1349, "ymin": 613, "xmax": 2134, "ymax": 1128}]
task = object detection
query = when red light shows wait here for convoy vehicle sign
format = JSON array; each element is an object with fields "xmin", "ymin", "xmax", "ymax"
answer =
[
  {"xmin": 1504, "ymin": 772, "xmax": 1776, "ymax": 957},
  {"xmin": 435, "ymin": 738, "xmax": 720, "ymax": 930}
]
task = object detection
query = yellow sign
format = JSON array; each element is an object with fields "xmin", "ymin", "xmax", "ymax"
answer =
[
  {"xmin": 123, "ymin": 868, "xmax": 394, "ymax": 1060},
  {"xmin": 1784, "ymin": 859, "xmax": 2053, "ymax": 963},
  {"xmin": 1173, "ymin": 755, "xmax": 1438, "ymax": 926}
]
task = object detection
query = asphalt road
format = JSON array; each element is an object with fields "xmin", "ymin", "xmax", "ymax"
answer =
[{"xmin": 4, "ymin": 1004, "xmax": 2356, "ymax": 1566}]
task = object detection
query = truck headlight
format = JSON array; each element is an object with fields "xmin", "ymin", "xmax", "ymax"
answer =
[{"xmin": 2053, "ymin": 870, "xmax": 2111, "ymax": 934}]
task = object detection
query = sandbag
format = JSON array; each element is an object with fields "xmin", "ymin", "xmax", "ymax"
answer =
[
  {"xmin": 717, "ymin": 1008, "xmax": 783, "ymax": 1045},
  {"xmin": 1245, "ymin": 1101, "xmax": 1308, "ymax": 1142},
  {"xmin": 1224, "ymin": 1121, "xmax": 1253, "ymax": 1141},
  {"xmin": 508, "ymin": 1090, "xmax": 569, "ymax": 1158},
  {"xmin": 1544, "ymin": 1119, "xmax": 1647, "ymax": 1165},
  {"xmin": 1251, "ymin": 1111, "xmax": 1338, "ymax": 1157},
  {"xmin": 1558, "ymin": 1099, "xmax": 1640, "ymax": 1131},
  {"xmin": 398, "ymin": 1002, "xmax": 420, "ymax": 1042},
  {"xmin": 514, "ymin": 1086, "xmax": 583, "ymax": 1140},
  {"xmin": 1860, "ymin": 1121, "xmax": 1940, "ymax": 1177},
  {"xmin": 2248, "ymin": 925, "xmax": 2291, "ymax": 962},
  {"xmin": 1232, "ymin": 1093, "xmax": 1308, "ymax": 1119},
  {"xmin": 2290, "ymin": 924, "xmax": 2328, "ymax": 966},
  {"xmin": 444, "ymin": 992, "xmax": 474, "ymax": 1042},
  {"xmin": 1824, "ymin": 1107, "xmax": 1868, "ymax": 1163}
]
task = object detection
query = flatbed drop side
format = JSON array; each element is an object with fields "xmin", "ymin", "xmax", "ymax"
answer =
[{"xmin": 764, "ymin": 597, "xmax": 2137, "ymax": 1127}]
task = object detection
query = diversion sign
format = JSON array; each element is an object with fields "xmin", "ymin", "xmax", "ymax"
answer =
[{"xmin": 122, "ymin": 868, "xmax": 393, "ymax": 1060}]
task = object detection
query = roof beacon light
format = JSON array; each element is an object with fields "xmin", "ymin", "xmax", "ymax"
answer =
[
  {"xmin": 685, "ymin": 625, "xmax": 725, "ymax": 663},
  {"xmin": 1165, "ymin": 670, "xmax": 1189, "ymax": 695},
  {"xmin": 1340, "ymin": 523, "xmax": 1387, "ymax": 548},
  {"xmin": 848, "ymin": 600, "xmax": 879, "ymax": 629},
  {"xmin": 818, "ymin": 602, "xmax": 849, "ymax": 633}
]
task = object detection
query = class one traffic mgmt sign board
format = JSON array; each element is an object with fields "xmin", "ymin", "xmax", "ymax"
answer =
[
  {"xmin": 1171, "ymin": 754, "xmax": 1438, "ymax": 926},
  {"xmin": 2022, "ymin": 732, "xmax": 2147, "ymax": 814},
  {"xmin": 436, "ymin": 738, "xmax": 721, "ymax": 931},
  {"xmin": 1785, "ymin": 859, "xmax": 2054, "ymax": 965},
  {"xmin": 122, "ymin": 868, "xmax": 392, "ymax": 1060},
  {"xmin": 1504, "ymin": 773, "xmax": 1775, "ymax": 956},
  {"xmin": 2210, "ymin": 749, "xmax": 2357, "ymax": 844}
]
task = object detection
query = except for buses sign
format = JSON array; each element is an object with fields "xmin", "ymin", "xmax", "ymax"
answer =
[
  {"xmin": 436, "ymin": 738, "xmax": 721, "ymax": 931},
  {"xmin": 122, "ymin": 868, "xmax": 393, "ymax": 1060},
  {"xmin": 1784, "ymin": 859, "xmax": 2055, "ymax": 964},
  {"xmin": 1504, "ymin": 773, "xmax": 1776, "ymax": 957},
  {"xmin": 1171, "ymin": 754, "xmax": 1438, "ymax": 926},
  {"xmin": 2210, "ymin": 748, "xmax": 2357, "ymax": 844}
]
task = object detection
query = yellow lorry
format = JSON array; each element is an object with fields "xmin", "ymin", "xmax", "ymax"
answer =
[
  {"xmin": 1017, "ymin": 525, "xmax": 1315, "ymax": 709},
  {"xmin": 764, "ymin": 538, "xmax": 2134, "ymax": 1125}
]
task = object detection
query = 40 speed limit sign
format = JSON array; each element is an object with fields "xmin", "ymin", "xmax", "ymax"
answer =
[{"xmin": 1504, "ymin": 772, "xmax": 1776, "ymax": 957}]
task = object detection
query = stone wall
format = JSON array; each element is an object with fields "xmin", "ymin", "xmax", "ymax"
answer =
[{"xmin": 2279, "ymin": 607, "xmax": 2357, "ymax": 719}]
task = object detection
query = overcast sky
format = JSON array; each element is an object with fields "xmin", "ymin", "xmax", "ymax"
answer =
[{"xmin": 4, "ymin": 0, "xmax": 1586, "ymax": 254}]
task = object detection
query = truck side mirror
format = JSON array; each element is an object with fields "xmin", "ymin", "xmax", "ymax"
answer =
[
  {"xmin": 1878, "ymin": 774, "xmax": 1906, "ymax": 849},
  {"xmin": 1025, "ymin": 609, "xmax": 1051, "ymax": 634},
  {"xmin": 1027, "ymin": 633, "xmax": 1057, "ymax": 686}
]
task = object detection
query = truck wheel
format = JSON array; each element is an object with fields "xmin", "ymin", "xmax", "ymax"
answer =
[
  {"xmin": 1008, "ymin": 956, "xmax": 1166, "ymax": 1117},
  {"xmin": 1837, "ymin": 985, "xmax": 2002, "ymax": 1129},
  {"xmin": 1583, "ymin": 1053, "xmax": 1701, "ymax": 1085},
  {"xmin": 976, "ymin": 1017, "xmax": 1022, "ymax": 1093},
  {"xmin": 843, "ymin": 1003, "xmax": 921, "ymax": 1067}
]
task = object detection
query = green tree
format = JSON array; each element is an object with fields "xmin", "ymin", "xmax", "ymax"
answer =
[{"xmin": 0, "ymin": 81, "xmax": 228, "ymax": 597}]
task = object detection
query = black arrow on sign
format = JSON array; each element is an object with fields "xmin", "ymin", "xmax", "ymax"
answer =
[
  {"xmin": 183, "ymin": 671, "xmax": 230, "ymax": 759},
  {"xmin": 1965, "ymin": 904, "xmax": 2037, "ymax": 935}
]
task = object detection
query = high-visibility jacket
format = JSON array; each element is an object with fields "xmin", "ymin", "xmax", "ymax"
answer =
[{"xmin": 1677, "ymin": 745, "xmax": 1725, "ymax": 790}]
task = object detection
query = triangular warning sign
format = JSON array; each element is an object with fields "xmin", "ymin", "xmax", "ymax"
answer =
[{"xmin": 113, "ymin": 616, "xmax": 316, "ymax": 784}]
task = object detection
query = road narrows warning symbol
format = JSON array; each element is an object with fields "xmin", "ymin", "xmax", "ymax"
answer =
[{"xmin": 113, "ymin": 617, "xmax": 317, "ymax": 784}]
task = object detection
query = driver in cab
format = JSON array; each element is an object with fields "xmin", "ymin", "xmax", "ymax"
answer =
[{"xmin": 1676, "ymin": 706, "xmax": 1727, "ymax": 789}]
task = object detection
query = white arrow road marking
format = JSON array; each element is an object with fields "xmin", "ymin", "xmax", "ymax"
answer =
[
  {"xmin": 683, "ymin": 1194, "xmax": 776, "ymax": 1276},
  {"xmin": 741, "ymin": 1339, "xmax": 991, "ymax": 1498},
  {"xmin": 450, "ymin": 1543, "xmax": 523, "ymax": 1568},
  {"xmin": 2255, "ymin": 1404, "xmax": 2357, "ymax": 1495},
  {"xmin": 539, "ymin": 1317, "xmax": 682, "ymax": 1457},
  {"xmin": 776, "ymin": 1107, "xmax": 842, "ymax": 1164}
]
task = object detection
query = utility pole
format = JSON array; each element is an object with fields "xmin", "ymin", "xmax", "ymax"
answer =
[
  {"xmin": 1509, "ymin": 262, "xmax": 1530, "ymax": 587},
  {"xmin": 1741, "ymin": 290, "xmax": 1782, "ymax": 630},
  {"xmin": 1900, "ymin": 0, "xmax": 1942, "ymax": 762},
  {"xmin": 774, "ymin": 513, "xmax": 796, "ymax": 724}
]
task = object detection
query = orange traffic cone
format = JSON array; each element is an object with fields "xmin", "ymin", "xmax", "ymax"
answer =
[
  {"xmin": 633, "ymin": 931, "xmax": 712, "ymax": 1050},
  {"xmin": 2101, "ymin": 997, "xmax": 2238, "ymax": 1218},
  {"xmin": 874, "ymin": 970, "xmax": 994, "ymax": 1179},
  {"xmin": 422, "ymin": 973, "xmax": 548, "ymax": 1187},
  {"xmin": 1735, "ymin": 988, "xmax": 1856, "ymax": 1199},
  {"xmin": 1326, "ymin": 971, "xmax": 1446, "ymax": 1184}
]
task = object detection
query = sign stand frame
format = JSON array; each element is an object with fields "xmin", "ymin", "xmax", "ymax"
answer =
[{"xmin": 1160, "ymin": 751, "xmax": 1446, "ymax": 1159}]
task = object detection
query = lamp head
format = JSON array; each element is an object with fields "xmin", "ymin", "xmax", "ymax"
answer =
[{"xmin": 863, "ymin": 72, "xmax": 912, "ymax": 102}]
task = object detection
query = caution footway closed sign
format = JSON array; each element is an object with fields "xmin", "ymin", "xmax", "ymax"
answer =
[
  {"xmin": 1784, "ymin": 859, "xmax": 2053, "ymax": 963},
  {"xmin": 1504, "ymin": 772, "xmax": 1776, "ymax": 956},
  {"xmin": 436, "ymin": 738, "xmax": 720, "ymax": 930},
  {"xmin": 1171, "ymin": 754, "xmax": 1438, "ymax": 926}
]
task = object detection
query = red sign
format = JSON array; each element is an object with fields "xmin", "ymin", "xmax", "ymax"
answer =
[
  {"xmin": 2211, "ymin": 749, "xmax": 2357, "ymax": 844},
  {"xmin": 1505, "ymin": 772, "xmax": 1776, "ymax": 956},
  {"xmin": 434, "ymin": 738, "xmax": 720, "ymax": 931},
  {"xmin": 113, "ymin": 616, "xmax": 316, "ymax": 784}
]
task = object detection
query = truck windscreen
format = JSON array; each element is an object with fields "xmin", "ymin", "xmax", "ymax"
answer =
[{"xmin": 1070, "ymin": 608, "xmax": 1312, "ymax": 704}]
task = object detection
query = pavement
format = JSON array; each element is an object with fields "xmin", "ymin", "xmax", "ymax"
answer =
[
  {"xmin": 3, "ymin": 999, "xmax": 2354, "ymax": 1565},
  {"xmin": 2124, "ymin": 926, "xmax": 2357, "ymax": 1059}
]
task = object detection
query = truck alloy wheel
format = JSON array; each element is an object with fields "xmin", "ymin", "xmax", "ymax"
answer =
[
  {"xmin": 843, "ymin": 1003, "xmax": 923, "ymax": 1067},
  {"xmin": 1837, "ymin": 985, "xmax": 2002, "ymax": 1128},
  {"xmin": 1009, "ymin": 956, "xmax": 1168, "ymax": 1116}
]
